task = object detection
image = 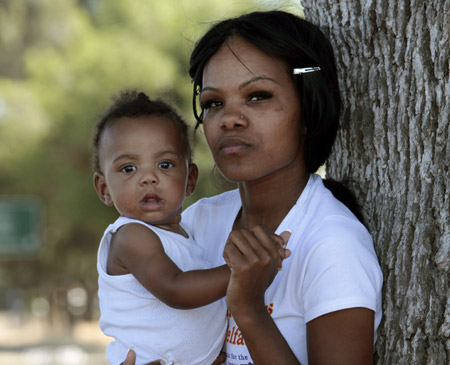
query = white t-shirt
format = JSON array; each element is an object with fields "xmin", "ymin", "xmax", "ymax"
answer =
[
  {"xmin": 97, "ymin": 216, "xmax": 227, "ymax": 365},
  {"xmin": 182, "ymin": 174, "xmax": 383, "ymax": 365}
]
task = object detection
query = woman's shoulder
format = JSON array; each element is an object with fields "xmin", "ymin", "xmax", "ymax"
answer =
[
  {"xmin": 307, "ymin": 205, "xmax": 372, "ymax": 252},
  {"xmin": 286, "ymin": 175, "xmax": 373, "ymax": 252},
  {"xmin": 307, "ymin": 175, "xmax": 366, "ymax": 229}
]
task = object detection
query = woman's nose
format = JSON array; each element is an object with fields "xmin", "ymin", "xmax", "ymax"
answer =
[{"xmin": 219, "ymin": 105, "xmax": 248, "ymax": 130}]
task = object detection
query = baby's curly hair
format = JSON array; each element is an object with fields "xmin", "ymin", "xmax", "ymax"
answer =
[{"xmin": 92, "ymin": 90, "xmax": 192, "ymax": 173}]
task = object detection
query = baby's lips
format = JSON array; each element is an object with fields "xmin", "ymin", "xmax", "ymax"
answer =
[{"xmin": 141, "ymin": 192, "xmax": 161, "ymax": 203}]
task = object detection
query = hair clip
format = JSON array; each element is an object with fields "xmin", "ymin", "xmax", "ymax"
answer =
[{"xmin": 293, "ymin": 67, "xmax": 321, "ymax": 75}]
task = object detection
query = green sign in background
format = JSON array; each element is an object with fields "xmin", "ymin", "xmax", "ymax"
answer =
[{"xmin": 0, "ymin": 197, "xmax": 43, "ymax": 256}]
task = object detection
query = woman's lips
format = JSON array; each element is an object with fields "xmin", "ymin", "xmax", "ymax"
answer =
[{"xmin": 218, "ymin": 138, "xmax": 252, "ymax": 154}]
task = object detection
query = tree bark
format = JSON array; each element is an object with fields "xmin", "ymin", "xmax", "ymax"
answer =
[{"xmin": 302, "ymin": 0, "xmax": 450, "ymax": 363}]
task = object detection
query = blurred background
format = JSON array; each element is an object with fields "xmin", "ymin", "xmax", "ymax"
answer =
[{"xmin": 0, "ymin": 0, "xmax": 302, "ymax": 363}]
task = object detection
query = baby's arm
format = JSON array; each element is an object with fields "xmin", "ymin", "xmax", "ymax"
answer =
[{"xmin": 108, "ymin": 223, "xmax": 229, "ymax": 309}]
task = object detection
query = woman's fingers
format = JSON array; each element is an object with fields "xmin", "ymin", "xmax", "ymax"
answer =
[
  {"xmin": 251, "ymin": 226, "xmax": 291, "ymax": 269},
  {"xmin": 250, "ymin": 227, "xmax": 282, "ymax": 269},
  {"xmin": 228, "ymin": 229, "xmax": 259, "ymax": 256},
  {"xmin": 223, "ymin": 229, "xmax": 261, "ymax": 269},
  {"xmin": 224, "ymin": 227, "xmax": 291, "ymax": 270},
  {"xmin": 223, "ymin": 226, "xmax": 292, "ymax": 281},
  {"xmin": 223, "ymin": 235, "xmax": 246, "ymax": 269}
]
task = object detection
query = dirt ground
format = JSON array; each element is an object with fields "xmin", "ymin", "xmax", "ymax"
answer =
[{"xmin": 0, "ymin": 310, "xmax": 109, "ymax": 365}]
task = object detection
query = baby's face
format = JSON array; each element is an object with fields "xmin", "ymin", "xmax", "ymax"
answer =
[{"xmin": 96, "ymin": 116, "xmax": 192, "ymax": 226}]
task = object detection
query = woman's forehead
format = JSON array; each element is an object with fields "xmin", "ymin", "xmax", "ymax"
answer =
[{"xmin": 202, "ymin": 37, "xmax": 290, "ymax": 88}]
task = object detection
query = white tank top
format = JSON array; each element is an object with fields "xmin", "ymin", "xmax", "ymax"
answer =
[{"xmin": 97, "ymin": 216, "xmax": 227, "ymax": 365}]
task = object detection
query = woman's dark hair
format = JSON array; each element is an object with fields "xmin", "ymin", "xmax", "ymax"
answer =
[
  {"xmin": 92, "ymin": 90, "xmax": 192, "ymax": 173},
  {"xmin": 189, "ymin": 10, "xmax": 341, "ymax": 174}
]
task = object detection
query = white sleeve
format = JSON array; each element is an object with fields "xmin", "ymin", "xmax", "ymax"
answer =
[{"xmin": 300, "ymin": 216, "xmax": 383, "ymax": 323}]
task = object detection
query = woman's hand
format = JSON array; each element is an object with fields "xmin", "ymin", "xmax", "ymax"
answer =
[
  {"xmin": 223, "ymin": 226, "xmax": 290, "ymax": 315},
  {"xmin": 222, "ymin": 227, "xmax": 298, "ymax": 364},
  {"xmin": 120, "ymin": 348, "xmax": 164, "ymax": 365}
]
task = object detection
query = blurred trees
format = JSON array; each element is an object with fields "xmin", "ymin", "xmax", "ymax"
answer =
[{"xmin": 0, "ymin": 0, "xmax": 299, "ymax": 321}]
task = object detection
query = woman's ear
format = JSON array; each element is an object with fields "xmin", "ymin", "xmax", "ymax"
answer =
[
  {"xmin": 185, "ymin": 163, "xmax": 199, "ymax": 197},
  {"xmin": 93, "ymin": 172, "xmax": 113, "ymax": 206}
]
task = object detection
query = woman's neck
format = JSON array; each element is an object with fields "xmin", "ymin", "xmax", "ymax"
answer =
[{"xmin": 235, "ymin": 167, "xmax": 310, "ymax": 233}]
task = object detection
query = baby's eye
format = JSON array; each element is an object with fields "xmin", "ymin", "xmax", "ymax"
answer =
[
  {"xmin": 248, "ymin": 91, "xmax": 272, "ymax": 102},
  {"xmin": 120, "ymin": 165, "xmax": 136, "ymax": 173},
  {"xmin": 158, "ymin": 161, "xmax": 174, "ymax": 169}
]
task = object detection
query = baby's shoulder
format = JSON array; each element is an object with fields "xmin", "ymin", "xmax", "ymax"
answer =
[{"xmin": 112, "ymin": 220, "xmax": 162, "ymax": 250}]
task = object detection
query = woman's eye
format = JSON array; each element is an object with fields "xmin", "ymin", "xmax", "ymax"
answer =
[
  {"xmin": 158, "ymin": 161, "xmax": 174, "ymax": 169},
  {"xmin": 248, "ymin": 91, "xmax": 272, "ymax": 102},
  {"xmin": 120, "ymin": 165, "xmax": 136, "ymax": 173},
  {"xmin": 201, "ymin": 99, "xmax": 222, "ymax": 110}
]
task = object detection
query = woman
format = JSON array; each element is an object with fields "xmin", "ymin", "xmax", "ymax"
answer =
[{"xmin": 125, "ymin": 10, "xmax": 382, "ymax": 365}]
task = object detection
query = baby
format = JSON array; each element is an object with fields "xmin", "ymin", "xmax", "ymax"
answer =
[{"xmin": 92, "ymin": 90, "xmax": 228, "ymax": 364}]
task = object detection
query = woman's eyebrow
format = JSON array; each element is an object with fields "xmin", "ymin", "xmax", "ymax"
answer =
[
  {"xmin": 201, "ymin": 76, "xmax": 278, "ymax": 94},
  {"xmin": 200, "ymin": 86, "xmax": 219, "ymax": 94},
  {"xmin": 239, "ymin": 76, "xmax": 278, "ymax": 89}
]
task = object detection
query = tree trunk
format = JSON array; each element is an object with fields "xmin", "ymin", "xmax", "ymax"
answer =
[{"xmin": 302, "ymin": 0, "xmax": 450, "ymax": 363}]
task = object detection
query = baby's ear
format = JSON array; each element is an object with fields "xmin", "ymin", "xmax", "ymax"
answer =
[
  {"xmin": 185, "ymin": 163, "xmax": 199, "ymax": 197},
  {"xmin": 93, "ymin": 172, "xmax": 113, "ymax": 206}
]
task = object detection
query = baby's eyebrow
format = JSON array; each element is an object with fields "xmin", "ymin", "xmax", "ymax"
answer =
[
  {"xmin": 112, "ymin": 153, "xmax": 138, "ymax": 164},
  {"xmin": 155, "ymin": 150, "xmax": 183, "ymax": 159}
]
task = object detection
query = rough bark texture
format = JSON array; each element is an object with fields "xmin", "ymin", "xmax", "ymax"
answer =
[{"xmin": 302, "ymin": 0, "xmax": 450, "ymax": 363}]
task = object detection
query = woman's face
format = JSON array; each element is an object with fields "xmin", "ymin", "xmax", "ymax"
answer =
[{"xmin": 200, "ymin": 37, "xmax": 305, "ymax": 184}]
